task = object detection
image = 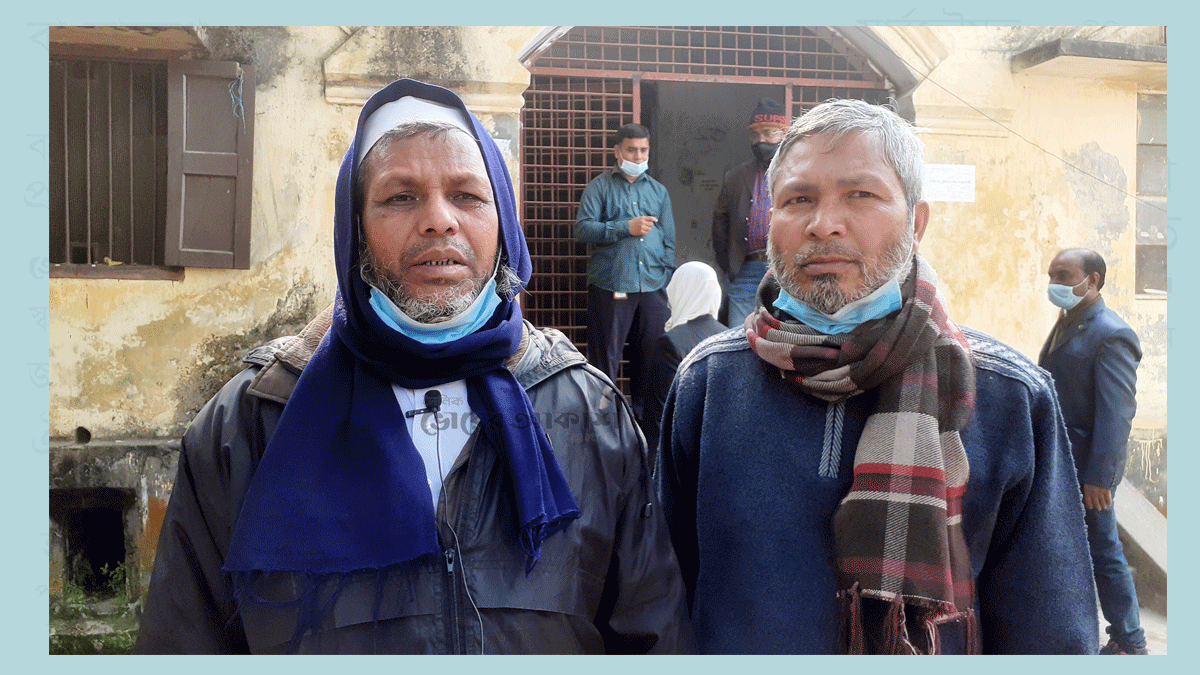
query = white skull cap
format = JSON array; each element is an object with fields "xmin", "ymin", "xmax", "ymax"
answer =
[{"xmin": 356, "ymin": 96, "xmax": 474, "ymax": 166}]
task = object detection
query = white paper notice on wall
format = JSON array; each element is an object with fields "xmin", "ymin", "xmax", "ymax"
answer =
[{"xmin": 924, "ymin": 164, "xmax": 975, "ymax": 203}]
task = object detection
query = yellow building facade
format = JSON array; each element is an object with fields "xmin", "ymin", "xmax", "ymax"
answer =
[{"xmin": 49, "ymin": 25, "xmax": 1167, "ymax": 492}]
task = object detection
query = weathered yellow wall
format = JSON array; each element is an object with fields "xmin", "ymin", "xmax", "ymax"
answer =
[
  {"xmin": 49, "ymin": 26, "xmax": 541, "ymax": 440},
  {"xmin": 50, "ymin": 25, "xmax": 1165, "ymax": 449},
  {"xmin": 878, "ymin": 26, "xmax": 1166, "ymax": 435}
]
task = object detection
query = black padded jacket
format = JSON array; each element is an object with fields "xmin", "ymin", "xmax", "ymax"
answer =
[{"xmin": 135, "ymin": 308, "xmax": 691, "ymax": 654}]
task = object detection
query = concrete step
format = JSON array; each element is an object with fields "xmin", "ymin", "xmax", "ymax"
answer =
[
  {"xmin": 1100, "ymin": 606, "xmax": 1166, "ymax": 655},
  {"xmin": 1115, "ymin": 481, "xmax": 1167, "ymax": 616}
]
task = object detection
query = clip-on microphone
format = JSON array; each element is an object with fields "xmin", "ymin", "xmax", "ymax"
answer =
[{"xmin": 405, "ymin": 390, "xmax": 443, "ymax": 418}]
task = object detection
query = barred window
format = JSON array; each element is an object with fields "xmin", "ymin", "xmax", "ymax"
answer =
[
  {"xmin": 50, "ymin": 57, "xmax": 255, "ymax": 273},
  {"xmin": 1135, "ymin": 93, "xmax": 1167, "ymax": 295}
]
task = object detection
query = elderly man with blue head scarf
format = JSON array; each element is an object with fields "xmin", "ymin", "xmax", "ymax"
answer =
[{"xmin": 136, "ymin": 79, "xmax": 690, "ymax": 655}]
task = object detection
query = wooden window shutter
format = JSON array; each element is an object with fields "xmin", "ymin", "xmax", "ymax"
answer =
[{"xmin": 165, "ymin": 60, "xmax": 255, "ymax": 269}]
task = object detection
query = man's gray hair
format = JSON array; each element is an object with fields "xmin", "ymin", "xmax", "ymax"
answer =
[
  {"xmin": 766, "ymin": 99, "xmax": 926, "ymax": 215},
  {"xmin": 355, "ymin": 119, "xmax": 478, "ymax": 208}
]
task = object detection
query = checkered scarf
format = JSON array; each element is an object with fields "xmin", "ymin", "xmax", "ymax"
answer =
[{"xmin": 746, "ymin": 254, "xmax": 978, "ymax": 654}]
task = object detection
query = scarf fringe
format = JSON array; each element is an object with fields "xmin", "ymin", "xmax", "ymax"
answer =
[
  {"xmin": 842, "ymin": 582, "xmax": 865, "ymax": 654},
  {"xmin": 372, "ymin": 567, "xmax": 385, "ymax": 654},
  {"xmin": 520, "ymin": 514, "xmax": 578, "ymax": 574},
  {"xmin": 229, "ymin": 560, "xmax": 422, "ymax": 654},
  {"xmin": 839, "ymin": 584, "xmax": 979, "ymax": 655},
  {"xmin": 884, "ymin": 592, "xmax": 912, "ymax": 654}
]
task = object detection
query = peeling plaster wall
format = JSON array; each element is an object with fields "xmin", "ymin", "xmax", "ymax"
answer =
[
  {"xmin": 325, "ymin": 26, "xmax": 537, "ymax": 103},
  {"xmin": 885, "ymin": 27, "xmax": 1166, "ymax": 445},
  {"xmin": 48, "ymin": 23, "xmax": 1167, "ymax": 618},
  {"xmin": 50, "ymin": 25, "xmax": 1165, "ymax": 484},
  {"xmin": 49, "ymin": 26, "xmax": 540, "ymax": 440},
  {"xmin": 51, "ymin": 27, "xmax": 348, "ymax": 439}
]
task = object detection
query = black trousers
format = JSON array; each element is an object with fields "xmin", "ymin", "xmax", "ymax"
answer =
[{"xmin": 585, "ymin": 284, "xmax": 669, "ymax": 423}]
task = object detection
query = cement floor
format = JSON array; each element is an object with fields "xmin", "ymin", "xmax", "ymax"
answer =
[{"xmin": 1099, "ymin": 606, "xmax": 1167, "ymax": 655}]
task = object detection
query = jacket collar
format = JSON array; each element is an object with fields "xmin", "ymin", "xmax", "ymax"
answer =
[
  {"xmin": 1041, "ymin": 297, "xmax": 1107, "ymax": 361},
  {"xmin": 1059, "ymin": 293, "xmax": 1103, "ymax": 327},
  {"xmin": 509, "ymin": 324, "xmax": 588, "ymax": 390}
]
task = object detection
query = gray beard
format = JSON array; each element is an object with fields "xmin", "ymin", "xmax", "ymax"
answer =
[
  {"xmin": 360, "ymin": 246, "xmax": 485, "ymax": 323},
  {"xmin": 359, "ymin": 244, "xmax": 521, "ymax": 324},
  {"xmin": 770, "ymin": 226, "xmax": 914, "ymax": 315}
]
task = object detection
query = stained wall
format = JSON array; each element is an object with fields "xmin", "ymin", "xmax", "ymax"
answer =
[{"xmin": 49, "ymin": 25, "xmax": 1168, "ymax": 531}]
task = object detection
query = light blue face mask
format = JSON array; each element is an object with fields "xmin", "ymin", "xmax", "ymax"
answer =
[
  {"xmin": 619, "ymin": 159, "xmax": 648, "ymax": 178},
  {"xmin": 369, "ymin": 276, "xmax": 502, "ymax": 345},
  {"xmin": 1047, "ymin": 279, "xmax": 1087, "ymax": 310},
  {"xmin": 774, "ymin": 275, "xmax": 904, "ymax": 334}
]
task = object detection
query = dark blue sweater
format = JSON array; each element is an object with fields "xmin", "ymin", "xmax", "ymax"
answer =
[{"xmin": 657, "ymin": 327, "xmax": 1098, "ymax": 654}]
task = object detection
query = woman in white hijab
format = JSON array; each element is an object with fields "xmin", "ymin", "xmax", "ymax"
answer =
[
  {"xmin": 664, "ymin": 261, "xmax": 723, "ymax": 332},
  {"xmin": 644, "ymin": 261, "xmax": 726, "ymax": 462}
]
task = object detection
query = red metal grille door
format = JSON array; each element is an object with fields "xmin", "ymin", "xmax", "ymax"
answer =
[
  {"xmin": 520, "ymin": 27, "xmax": 891, "ymax": 347},
  {"xmin": 521, "ymin": 77, "xmax": 633, "ymax": 350}
]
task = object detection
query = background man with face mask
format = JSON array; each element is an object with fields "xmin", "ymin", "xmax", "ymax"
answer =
[
  {"xmin": 712, "ymin": 98, "xmax": 789, "ymax": 327},
  {"xmin": 135, "ymin": 79, "xmax": 689, "ymax": 654},
  {"xmin": 1039, "ymin": 247, "xmax": 1147, "ymax": 655},
  {"xmin": 575, "ymin": 123, "xmax": 676, "ymax": 427},
  {"xmin": 657, "ymin": 99, "xmax": 1098, "ymax": 654}
]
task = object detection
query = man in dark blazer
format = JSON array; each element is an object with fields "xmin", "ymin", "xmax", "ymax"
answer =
[
  {"xmin": 711, "ymin": 98, "xmax": 788, "ymax": 327},
  {"xmin": 1039, "ymin": 248, "xmax": 1147, "ymax": 655}
]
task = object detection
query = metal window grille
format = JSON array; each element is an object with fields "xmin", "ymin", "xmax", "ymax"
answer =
[
  {"xmin": 521, "ymin": 26, "xmax": 892, "ymax": 359},
  {"xmin": 49, "ymin": 58, "xmax": 168, "ymax": 266},
  {"xmin": 532, "ymin": 26, "xmax": 883, "ymax": 84},
  {"xmin": 522, "ymin": 77, "xmax": 633, "ymax": 349},
  {"xmin": 1135, "ymin": 94, "xmax": 1167, "ymax": 295}
]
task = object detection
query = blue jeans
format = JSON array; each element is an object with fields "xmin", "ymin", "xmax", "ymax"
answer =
[
  {"xmin": 1086, "ymin": 501, "xmax": 1146, "ymax": 649},
  {"xmin": 725, "ymin": 260, "xmax": 768, "ymax": 328}
]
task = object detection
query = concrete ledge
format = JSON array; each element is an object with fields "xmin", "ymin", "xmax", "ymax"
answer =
[
  {"xmin": 1011, "ymin": 38, "xmax": 1167, "ymax": 89},
  {"xmin": 1115, "ymin": 481, "xmax": 1167, "ymax": 616},
  {"xmin": 49, "ymin": 440, "xmax": 180, "ymax": 491}
]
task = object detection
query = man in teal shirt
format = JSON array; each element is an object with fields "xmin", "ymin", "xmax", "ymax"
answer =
[{"xmin": 575, "ymin": 123, "xmax": 676, "ymax": 425}]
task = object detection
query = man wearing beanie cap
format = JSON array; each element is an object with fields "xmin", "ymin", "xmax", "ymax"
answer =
[
  {"xmin": 712, "ymin": 97, "xmax": 788, "ymax": 327},
  {"xmin": 136, "ymin": 79, "xmax": 690, "ymax": 654}
]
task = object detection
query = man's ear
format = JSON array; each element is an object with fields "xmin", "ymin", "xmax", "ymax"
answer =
[{"xmin": 913, "ymin": 201, "xmax": 930, "ymax": 246}]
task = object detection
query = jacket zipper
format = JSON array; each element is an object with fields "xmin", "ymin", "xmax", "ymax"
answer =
[
  {"xmin": 441, "ymin": 436, "xmax": 479, "ymax": 654},
  {"xmin": 444, "ymin": 547, "xmax": 462, "ymax": 654}
]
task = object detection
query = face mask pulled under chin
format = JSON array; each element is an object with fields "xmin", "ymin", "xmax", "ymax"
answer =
[
  {"xmin": 774, "ymin": 273, "xmax": 904, "ymax": 335},
  {"xmin": 620, "ymin": 159, "xmax": 648, "ymax": 177},
  {"xmin": 368, "ymin": 276, "xmax": 502, "ymax": 345}
]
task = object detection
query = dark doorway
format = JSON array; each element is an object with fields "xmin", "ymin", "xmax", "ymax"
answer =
[
  {"xmin": 50, "ymin": 488, "xmax": 136, "ymax": 597},
  {"xmin": 521, "ymin": 26, "xmax": 893, "ymax": 353}
]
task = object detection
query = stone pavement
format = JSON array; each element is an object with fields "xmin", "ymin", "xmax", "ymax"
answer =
[
  {"xmin": 1104, "ymin": 482, "xmax": 1167, "ymax": 655},
  {"xmin": 1099, "ymin": 606, "xmax": 1167, "ymax": 655},
  {"xmin": 1139, "ymin": 607, "xmax": 1167, "ymax": 655}
]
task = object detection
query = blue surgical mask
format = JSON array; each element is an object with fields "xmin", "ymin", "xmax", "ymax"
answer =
[
  {"xmin": 620, "ymin": 159, "xmax": 648, "ymax": 178},
  {"xmin": 774, "ymin": 276, "xmax": 903, "ymax": 334},
  {"xmin": 369, "ymin": 276, "xmax": 502, "ymax": 344},
  {"xmin": 1047, "ymin": 279, "xmax": 1087, "ymax": 310}
]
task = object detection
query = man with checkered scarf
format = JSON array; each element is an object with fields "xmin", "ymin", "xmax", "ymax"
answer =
[{"xmin": 657, "ymin": 99, "xmax": 1098, "ymax": 654}]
